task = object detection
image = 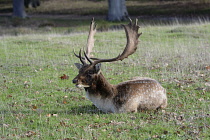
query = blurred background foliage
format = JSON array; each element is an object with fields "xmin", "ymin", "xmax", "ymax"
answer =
[{"xmin": 0, "ymin": 0, "xmax": 209, "ymax": 16}]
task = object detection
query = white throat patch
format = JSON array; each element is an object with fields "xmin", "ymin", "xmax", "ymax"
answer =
[{"xmin": 85, "ymin": 90, "xmax": 116, "ymax": 113}]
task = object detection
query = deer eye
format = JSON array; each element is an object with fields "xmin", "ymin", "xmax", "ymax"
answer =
[
  {"xmin": 87, "ymin": 71, "xmax": 94, "ymax": 75},
  {"xmin": 87, "ymin": 74, "xmax": 92, "ymax": 79}
]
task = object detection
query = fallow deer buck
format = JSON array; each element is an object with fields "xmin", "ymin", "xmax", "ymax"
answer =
[{"xmin": 72, "ymin": 18, "xmax": 167, "ymax": 113}]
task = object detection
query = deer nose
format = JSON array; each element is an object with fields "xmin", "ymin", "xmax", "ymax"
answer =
[{"xmin": 72, "ymin": 79, "xmax": 78, "ymax": 84}]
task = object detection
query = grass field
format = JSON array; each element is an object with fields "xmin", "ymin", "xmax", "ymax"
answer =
[{"xmin": 0, "ymin": 18, "xmax": 210, "ymax": 139}]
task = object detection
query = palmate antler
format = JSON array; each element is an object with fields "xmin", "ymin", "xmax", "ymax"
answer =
[{"xmin": 75, "ymin": 18, "xmax": 142, "ymax": 67}]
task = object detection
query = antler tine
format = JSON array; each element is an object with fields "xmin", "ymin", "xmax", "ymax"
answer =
[
  {"xmin": 84, "ymin": 51, "xmax": 93, "ymax": 64},
  {"xmin": 73, "ymin": 49, "xmax": 80, "ymax": 58},
  {"xmin": 85, "ymin": 17, "xmax": 97, "ymax": 58},
  {"xmin": 79, "ymin": 49, "xmax": 86, "ymax": 65},
  {"xmin": 128, "ymin": 17, "xmax": 132, "ymax": 24},
  {"xmin": 135, "ymin": 18, "xmax": 138, "ymax": 26}
]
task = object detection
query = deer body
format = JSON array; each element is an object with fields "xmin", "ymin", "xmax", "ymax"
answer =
[
  {"xmin": 83, "ymin": 73, "xmax": 167, "ymax": 113},
  {"xmin": 73, "ymin": 18, "xmax": 167, "ymax": 113}
]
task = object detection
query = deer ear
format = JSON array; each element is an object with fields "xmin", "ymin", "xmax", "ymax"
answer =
[
  {"xmin": 95, "ymin": 63, "xmax": 101, "ymax": 74},
  {"xmin": 74, "ymin": 63, "xmax": 83, "ymax": 70}
]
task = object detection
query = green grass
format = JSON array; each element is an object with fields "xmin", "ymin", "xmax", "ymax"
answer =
[{"xmin": 0, "ymin": 21, "xmax": 210, "ymax": 139}]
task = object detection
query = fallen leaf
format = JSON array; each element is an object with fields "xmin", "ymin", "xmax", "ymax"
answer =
[
  {"xmin": 32, "ymin": 105, "xmax": 37, "ymax": 109},
  {"xmin": 60, "ymin": 74, "xmax": 69, "ymax": 80},
  {"xmin": 25, "ymin": 131, "xmax": 36, "ymax": 137},
  {"xmin": 63, "ymin": 99, "xmax": 67, "ymax": 104},
  {"xmin": 205, "ymin": 66, "xmax": 210, "ymax": 70},
  {"xmin": 177, "ymin": 104, "xmax": 184, "ymax": 108},
  {"xmin": 60, "ymin": 121, "xmax": 66, "ymax": 126},
  {"xmin": 109, "ymin": 120, "xmax": 125, "ymax": 125},
  {"xmin": 46, "ymin": 114, "xmax": 51, "ymax": 117},
  {"xmin": 116, "ymin": 128, "xmax": 121, "ymax": 132},
  {"xmin": 7, "ymin": 95, "xmax": 12, "ymax": 98}
]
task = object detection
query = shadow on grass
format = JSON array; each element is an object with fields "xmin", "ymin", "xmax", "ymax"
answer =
[
  {"xmin": 0, "ymin": 105, "xmax": 105, "ymax": 117},
  {"xmin": 68, "ymin": 104, "xmax": 105, "ymax": 115}
]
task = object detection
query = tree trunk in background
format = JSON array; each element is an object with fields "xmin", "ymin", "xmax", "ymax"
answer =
[
  {"xmin": 107, "ymin": 0, "xmax": 128, "ymax": 21},
  {"xmin": 13, "ymin": 0, "xmax": 27, "ymax": 18}
]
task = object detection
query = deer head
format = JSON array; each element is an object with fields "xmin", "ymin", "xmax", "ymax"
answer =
[{"xmin": 73, "ymin": 18, "xmax": 142, "ymax": 88}]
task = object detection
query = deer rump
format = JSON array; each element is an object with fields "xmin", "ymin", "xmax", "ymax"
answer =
[{"xmin": 72, "ymin": 18, "xmax": 167, "ymax": 113}]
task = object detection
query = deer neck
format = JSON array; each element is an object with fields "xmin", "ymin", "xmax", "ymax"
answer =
[{"xmin": 85, "ymin": 72, "xmax": 116, "ymax": 98}]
